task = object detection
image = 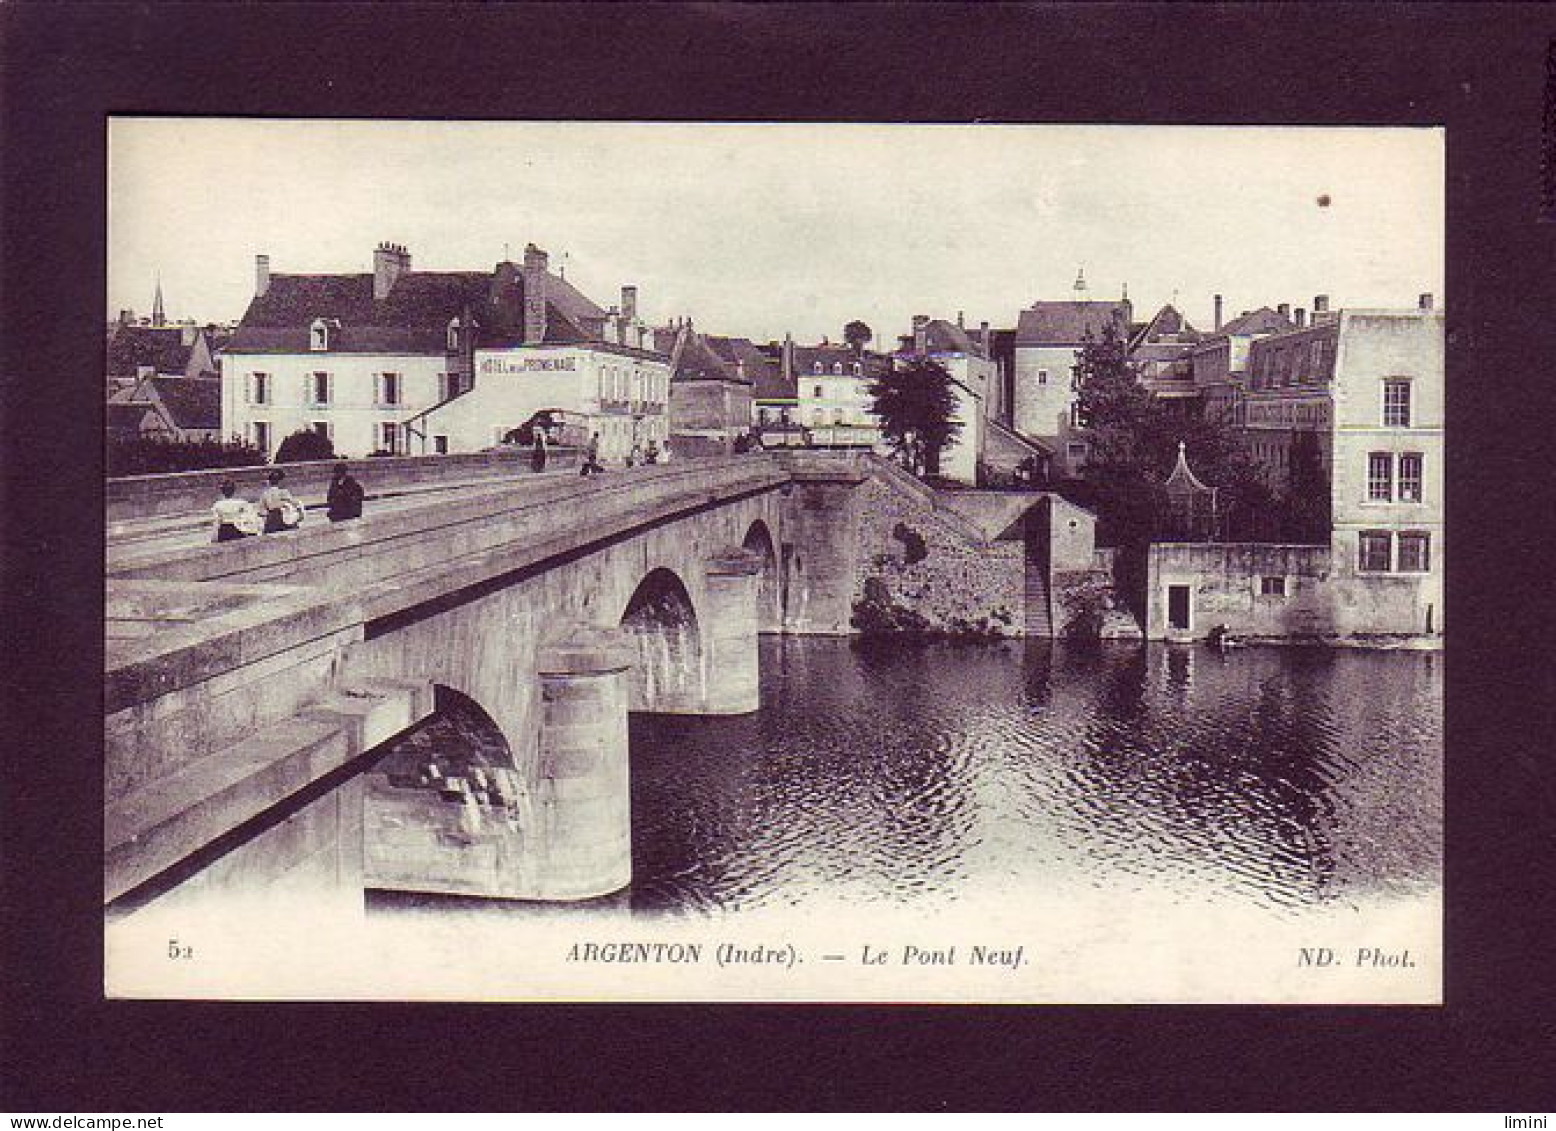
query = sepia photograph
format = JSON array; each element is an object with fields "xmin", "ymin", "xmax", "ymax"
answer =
[{"xmin": 102, "ymin": 118, "xmax": 1444, "ymax": 1004}]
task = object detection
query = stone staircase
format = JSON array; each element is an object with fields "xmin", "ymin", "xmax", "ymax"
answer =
[{"xmin": 1023, "ymin": 545, "xmax": 1053, "ymax": 637}]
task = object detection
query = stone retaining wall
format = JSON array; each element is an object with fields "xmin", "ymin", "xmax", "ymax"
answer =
[{"xmin": 850, "ymin": 469, "xmax": 1026, "ymax": 638}]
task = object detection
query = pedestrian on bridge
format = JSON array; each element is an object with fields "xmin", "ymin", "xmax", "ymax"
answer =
[
  {"xmin": 326, "ymin": 462, "xmax": 364, "ymax": 522},
  {"xmin": 531, "ymin": 427, "xmax": 548, "ymax": 473},
  {"xmin": 581, "ymin": 432, "xmax": 603, "ymax": 477},
  {"xmin": 211, "ymin": 480, "xmax": 257, "ymax": 543},
  {"xmin": 258, "ymin": 468, "xmax": 304, "ymax": 533}
]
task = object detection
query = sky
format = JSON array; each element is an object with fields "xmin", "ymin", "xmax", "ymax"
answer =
[{"xmin": 108, "ymin": 120, "xmax": 1443, "ymax": 345}]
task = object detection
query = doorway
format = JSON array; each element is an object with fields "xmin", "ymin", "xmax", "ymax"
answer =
[{"xmin": 1167, "ymin": 585, "xmax": 1191, "ymax": 632}]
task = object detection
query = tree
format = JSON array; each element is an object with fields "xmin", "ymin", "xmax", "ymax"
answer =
[
  {"xmin": 868, "ymin": 356, "xmax": 962, "ymax": 477},
  {"xmin": 274, "ymin": 427, "xmax": 336, "ymax": 464},
  {"xmin": 843, "ymin": 320, "xmax": 873, "ymax": 352}
]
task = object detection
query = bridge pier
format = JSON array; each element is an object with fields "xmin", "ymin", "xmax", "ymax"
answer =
[
  {"xmin": 529, "ymin": 627, "xmax": 635, "ymax": 900},
  {"xmin": 699, "ymin": 548, "xmax": 764, "ymax": 715}
]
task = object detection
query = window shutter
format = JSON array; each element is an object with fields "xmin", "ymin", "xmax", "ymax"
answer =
[{"xmin": 244, "ymin": 374, "xmax": 252, "ymax": 404}]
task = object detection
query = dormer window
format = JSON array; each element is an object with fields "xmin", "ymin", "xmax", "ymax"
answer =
[
  {"xmin": 832, "ymin": 362, "xmax": 843, "ymax": 375},
  {"xmin": 310, "ymin": 318, "xmax": 333, "ymax": 351},
  {"xmin": 447, "ymin": 317, "xmax": 461, "ymax": 352},
  {"xmin": 852, "ymin": 362, "xmax": 863, "ymax": 376},
  {"xmin": 812, "ymin": 361, "xmax": 823, "ymax": 374}
]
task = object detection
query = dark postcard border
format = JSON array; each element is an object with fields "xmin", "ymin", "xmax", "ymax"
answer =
[{"xmin": 3, "ymin": 0, "xmax": 1554, "ymax": 1113}]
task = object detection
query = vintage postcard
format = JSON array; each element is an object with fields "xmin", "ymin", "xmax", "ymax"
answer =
[{"xmin": 104, "ymin": 119, "xmax": 1443, "ymax": 1003}]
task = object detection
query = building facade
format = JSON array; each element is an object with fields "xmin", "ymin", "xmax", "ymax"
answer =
[
  {"xmin": 1237, "ymin": 295, "xmax": 1443, "ymax": 635},
  {"xmin": 221, "ymin": 242, "xmax": 667, "ymax": 461},
  {"xmin": 794, "ymin": 344, "xmax": 892, "ymax": 450}
]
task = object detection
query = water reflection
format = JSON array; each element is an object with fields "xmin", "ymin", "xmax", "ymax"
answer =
[{"xmin": 627, "ymin": 638, "xmax": 1441, "ymax": 917}]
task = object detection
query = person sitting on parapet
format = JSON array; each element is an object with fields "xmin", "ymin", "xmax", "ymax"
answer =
[
  {"xmin": 644, "ymin": 439, "xmax": 660, "ymax": 465},
  {"xmin": 326, "ymin": 461, "xmax": 364, "ymax": 523},
  {"xmin": 258, "ymin": 468, "xmax": 304, "ymax": 533},
  {"xmin": 581, "ymin": 432, "xmax": 604, "ymax": 477},
  {"xmin": 211, "ymin": 479, "xmax": 257, "ymax": 543}
]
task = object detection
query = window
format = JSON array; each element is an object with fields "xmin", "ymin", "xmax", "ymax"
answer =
[
  {"xmin": 434, "ymin": 435, "xmax": 449, "ymax": 455},
  {"xmin": 250, "ymin": 420, "xmax": 271, "ymax": 454},
  {"xmin": 1367, "ymin": 452, "xmax": 1393, "ymax": 501},
  {"xmin": 446, "ymin": 318, "xmax": 460, "ymax": 352},
  {"xmin": 311, "ymin": 421, "xmax": 331, "ymax": 440},
  {"xmin": 811, "ymin": 409, "xmax": 825, "ymax": 426},
  {"xmin": 833, "ymin": 409, "xmax": 846, "ymax": 425},
  {"xmin": 380, "ymin": 422, "xmax": 399, "ymax": 453},
  {"xmin": 249, "ymin": 372, "xmax": 271, "ymax": 405},
  {"xmin": 1308, "ymin": 341, "xmax": 1323, "ymax": 380},
  {"xmin": 1260, "ymin": 576, "xmax": 1287, "ymax": 597},
  {"xmin": 1359, "ymin": 531, "xmax": 1392, "ymax": 572},
  {"xmin": 812, "ymin": 362, "xmax": 823, "ymax": 374},
  {"xmin": 378, "ymin": 372, "xmax": 401, "ymax": 406},
  {"xmin": 1398, "ymin": 453, "xmax": 1423, "ymax": 502},
  {"xmin": 1037, "ymin": 368, "xmax": 1049, "ymax": 386},
  {"xmin": 1397, "ymin": 532, "xmax": 1430, "ymax": 573},
  {"xmin": 852, "ymin": 362, "xmax": 863, "ymax": 376},
  {"xmin": 1067, "ymin": 442, "xmax": 1087, "ymax": 462},
  {"xmin": 832, "ymin": 362, "xmax": 843, "ymax": 375},
  {"xmin": 310, "ymin": 319, "xmax": 331, "ymax": 351},
  {"xmin": 813, "ymin": 384, "xmax": 823, "ymax": 398},
  {"xmin": 1069, "ymin": 403, "xmax": 1082, "ymax": 429},
  {"xmin": 1383, "ymin": 379, "xmax": 1411, "ymax": 427},
  {"xmin": 310, "ymin": 371, "xmax": 331, "ymax": 406}
]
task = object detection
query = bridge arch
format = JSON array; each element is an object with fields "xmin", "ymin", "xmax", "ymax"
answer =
[
  {"xmin": 742, "ymin": 519, "xmax": 782, "ymax": 634},
  {"xmin": 620, "ymin": 567, "xmax": 704, "ymax": 713},
  {"xmin": 373, "ymin": 683, "xmax": 517, "ymax": 782}
]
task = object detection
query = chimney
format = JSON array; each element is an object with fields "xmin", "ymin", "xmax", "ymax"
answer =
[
  {"xmin": 621, "ymin": 285, "xmax": 638, "ymax": 323},
  {"xmin": 1295, "ymin": 307, "xmax": 1307, "ymax": 328},
  {"xmin": 1277, "ymin": 302, "xmax": 1291, "ymax": 320},
  {"xmin": 957, "ymin": 310, "xmax": 965, "ymax": 329},
  {"xmin": 521, "ymin": 243, "xmax": 549, "ymax": 345},
  {"xmin": 1418, "ymin": 292, "xmax": 1434, "ymax": 311},
  {"xmin": 781, "ymin": 332, "xmax": 795, "ymax": 381},
  {"xmin": 255, "ymin": 254, "xmax": 271, "ymax": 297},
  {"xmin": 912, "ymin": 314, "xmax": 929, "ymax": 354},
  {"xmin": 373, "ymin": 242, "xmax": 411, "ymax": 301},
  {"xmin": 980, "ymin": 320, "xmax": 991, "ymax": 351},
  {"xmin": 1313, "ymin": 294, "xmax": 1330, "ymax": 314},
  {"xmin": 1213, "ymin": 294, "xmax": 1223, "ymax": 331}
]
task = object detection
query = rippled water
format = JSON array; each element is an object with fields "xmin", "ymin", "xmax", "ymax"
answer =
[{"xmin": 624, "ymin": 638, "xmax": 1441, "ymax": 918}]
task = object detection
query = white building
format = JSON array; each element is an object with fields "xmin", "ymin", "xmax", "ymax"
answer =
[
  {"xmin": 221, "ymin": 242, "xmax": 667, "ymax": 461},
  {"xmin": 1010, "ymin": 279, "xmax": 1133, "ymax": 480},
  {"xmin": 792, "ymin": 344, "xmax": 889, "ymax": 449}
]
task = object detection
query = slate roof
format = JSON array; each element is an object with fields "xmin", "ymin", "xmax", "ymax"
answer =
[
  {"xmin": 106, "ymin": 403, "xmax": 154, "ymax": 434},
  {"xmin": 920, "ymin": 318, "xmax": 988, "ymax": 356},
  {"xmin": 107, "ymin": 326, "xmax": 193, "ymax": 378},
  {"xmin": 1015, "ymin": 301, "xmax": 1132, "ymax": 347},
  {"xmin": 704, "ymin": 335, "xmax": 781, "ymax": 394},
  {"xmin": 1216, "ymin": 306, "xmax": 1294, "ymax": 337},
  {"xmin": 227, "ymin": 263, "xmax": 598, "ymax": 354},
  {"xmin": 793, "ymin": 345, "xmax": 890, "ymax": 376},
  {"xmin": 672, "ymin": 331, "xmax": 752, "ymax": 385},
  {"xmin": 146, "ymin": 375, "xmax": 222, "ymax": 431}
]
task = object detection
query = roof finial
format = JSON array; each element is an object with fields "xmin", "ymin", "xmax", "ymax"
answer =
[
  {"xmin": 152, "ymin": 273, "xmax": 165, "ymax": 327},
  {"xmin": 503, "ymin": 241, "xmax": 510, "ymax": 262}
]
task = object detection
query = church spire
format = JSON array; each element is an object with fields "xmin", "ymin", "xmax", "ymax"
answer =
[{"xmin": 151, "ymin": 274, "xmax": 166, "ymax": 327}]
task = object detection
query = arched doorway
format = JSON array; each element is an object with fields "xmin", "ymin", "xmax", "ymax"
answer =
[
  {"xmin": 742, "ymin": 519, "xmax": 782, "ymax": 634},
  {"xmin": 620, "ymin": 568, "xmax": 704, "ymax": 713}
]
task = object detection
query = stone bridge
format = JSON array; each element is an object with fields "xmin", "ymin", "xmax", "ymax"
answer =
[{"xmin": 105, "ymin": 453, "xmax": 873, "ymax": 917}]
